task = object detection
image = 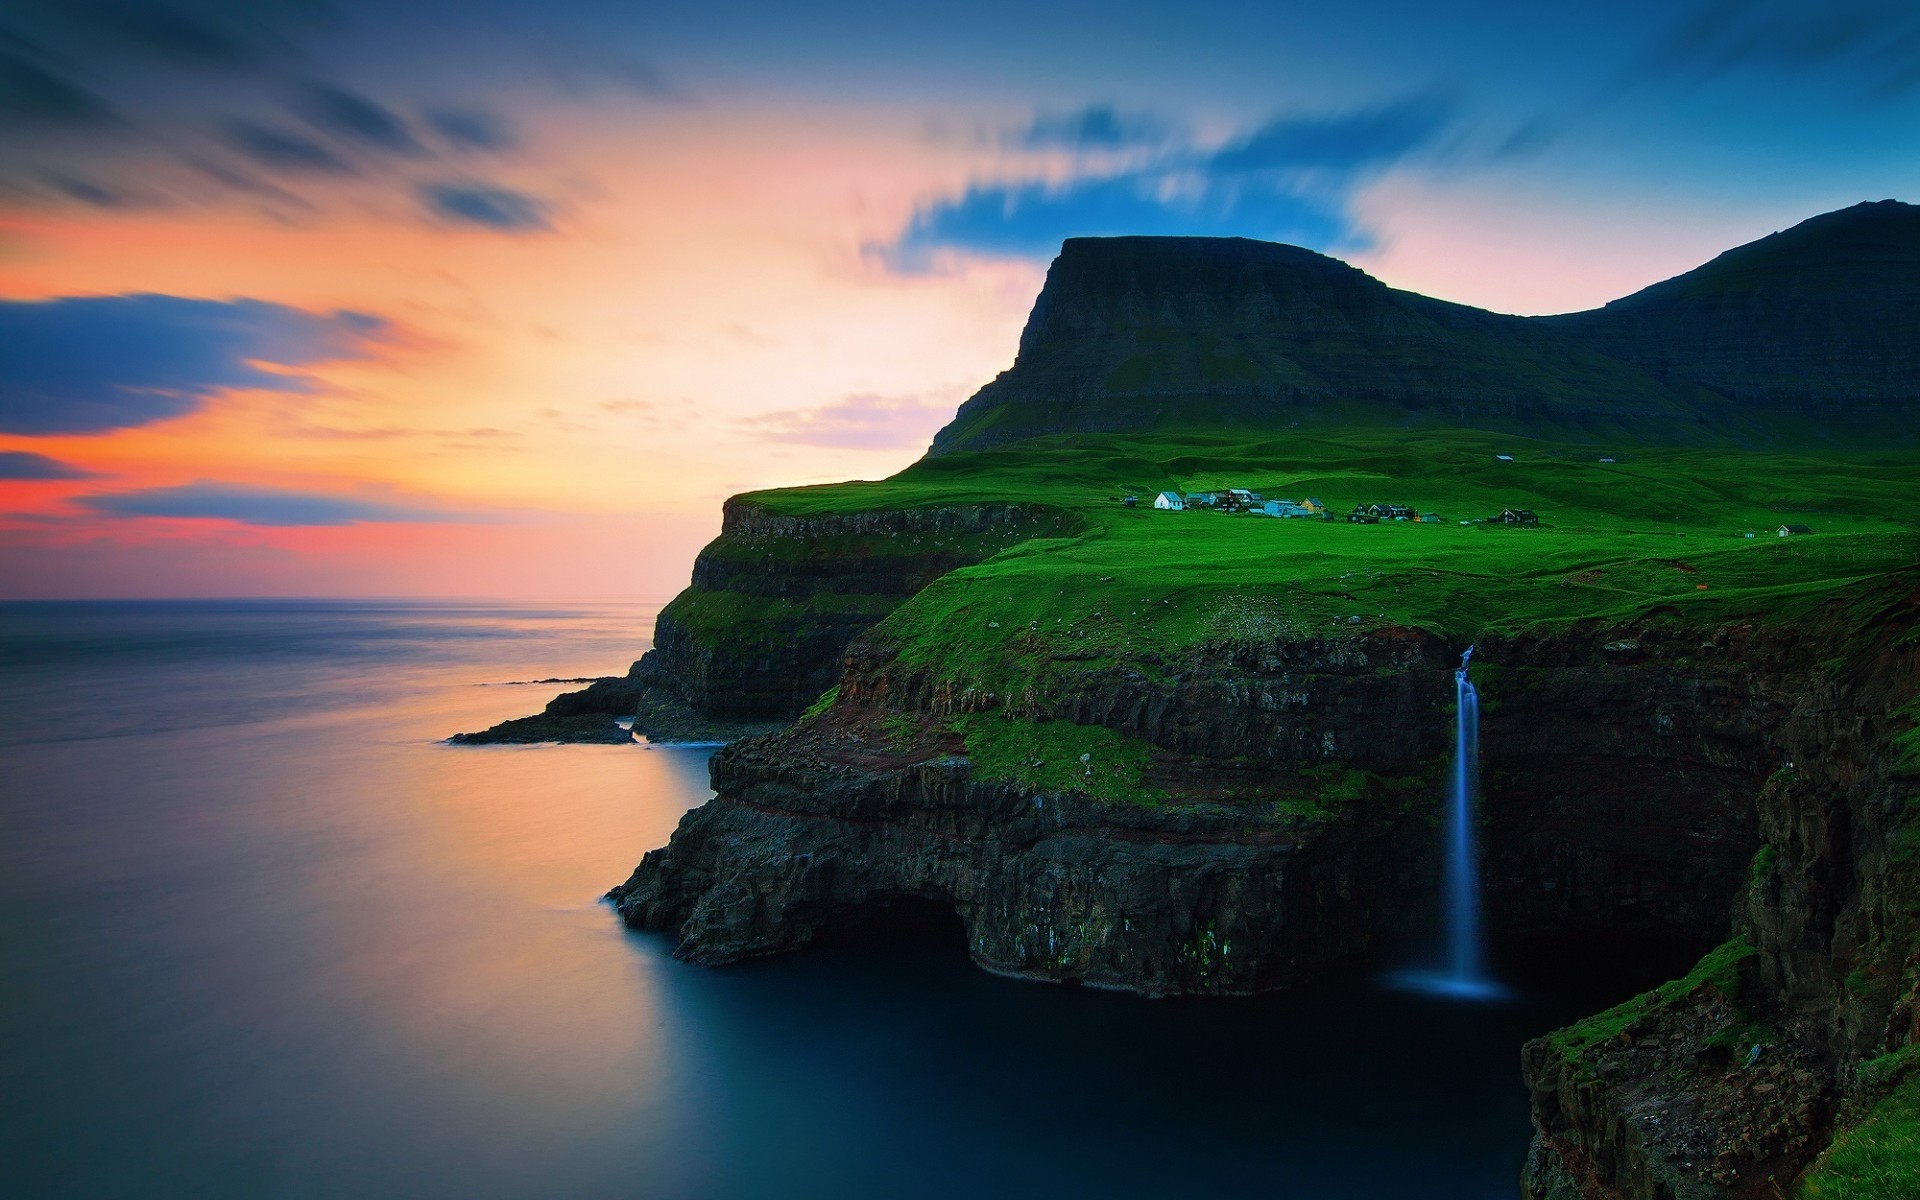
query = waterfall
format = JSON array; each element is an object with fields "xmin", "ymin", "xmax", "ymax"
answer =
[
  {"xmin": 1387, "ymin": 645, "xmax": 1505, "ymax": 1000},
  {"xmin": 1445, "ymin": 646, "xmax": 1485, "ymax": 986}
]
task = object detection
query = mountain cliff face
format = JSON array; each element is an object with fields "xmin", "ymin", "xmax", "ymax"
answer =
[{"xmin": 929, "ymin": 200, "xmax": 1920, "ymax": 455}]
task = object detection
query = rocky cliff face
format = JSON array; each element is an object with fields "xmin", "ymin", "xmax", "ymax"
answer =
[
  {"xmin": 929, "ymin": 201, "xmax": 1920, "ymax": 456},
  {"xmin": 613, "ymin": 577, "xmax": 1920, "ymax": 1194},
  {"xmin": 613, "ymin": 629, "xmax": 1462, "ymax": 995},
  {"xmin": 638, "ymin": 499, "xmax": 1072, "ymax": 721},
  {"xmin": 1518, "ymin": 580, "xmax": 1920, "ymax": 1199},
  {"xmin": 613, "ymin": 602, "xmax": 1891, "ymax": 981}
]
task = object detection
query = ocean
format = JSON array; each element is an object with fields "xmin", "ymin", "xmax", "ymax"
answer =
[{"xmin": 0, "ymin": 599, "xmax": 1690, "ymax": 1199}]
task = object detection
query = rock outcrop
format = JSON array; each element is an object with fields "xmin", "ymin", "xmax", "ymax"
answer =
[
  {"xmin": 612, "ymin": 628, "xmax": 1462, "ymax": 994},
  {"xmin": 639, "ymin": 499, "xmax": 1073, "ymax": 721},
  {"xmin": 451, "ymin": 499, "xmax": 1074, "ymax": 742}
]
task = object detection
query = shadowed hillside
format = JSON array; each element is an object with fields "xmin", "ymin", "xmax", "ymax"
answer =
[{"xmin": 929, "ymin": 200, "xmax": 1920, "ymax": 455}]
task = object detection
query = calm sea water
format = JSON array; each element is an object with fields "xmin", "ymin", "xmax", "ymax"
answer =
[{"xmin": 0, "ymin": 599, "xmax": 1688, "ymax": 1199}]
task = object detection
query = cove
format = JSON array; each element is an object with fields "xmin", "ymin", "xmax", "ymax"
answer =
[{"xmin": 0, "ymin": 600, "xmax": 1703, "ymax": 1199}]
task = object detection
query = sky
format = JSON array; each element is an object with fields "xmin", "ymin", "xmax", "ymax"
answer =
[{"xmin": 1, "ymin": 0, "xmax": 1916, "ymax": 600}]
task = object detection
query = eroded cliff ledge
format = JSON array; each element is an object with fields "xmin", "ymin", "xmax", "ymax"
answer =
[
  {"xmin": 612, "ymin": 575, "xmax": 1919, "ymax": 1195},
  {"xmin": 610, "ymin": 613, "xmax": 1800, "ymax": 988}
]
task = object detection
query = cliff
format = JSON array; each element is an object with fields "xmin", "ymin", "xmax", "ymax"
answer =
[
  {"xmin": 615, "ymin": 574, "xmax": 1920, "ymax": 1194},
  {"xmin": 1519, "ymin": 578, "xmax": 1920, "ymax": 1199},
  {"xmin": 581, "ymin": 201, "xmax": 1920, "ymax": 1193},
  {"xmin": 451, "ymin": 497, "xmax": 1074, "ymax": 741},
  {"xmin": 639, "ymin": 498, "xmax": 1073, "ymax": 721}
]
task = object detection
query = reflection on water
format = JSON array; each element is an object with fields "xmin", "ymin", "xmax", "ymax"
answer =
[{"xmin": 1, "ymin": 601, "xmax": 1688, "ymax": 1199}]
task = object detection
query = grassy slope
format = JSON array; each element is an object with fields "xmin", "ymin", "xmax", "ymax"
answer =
[
  {"xmin": 747, "ymin": 426, "xmax": 1920, "ymax": 696},
  {"xmin": 1797, "ymin": 1044, "xmax": 1920, "ymax": 1199},
  {"xmin": 1544, "ymin": 937, "xmax": 1758, "ymax": 1077},
  {"xmin": 740, "ymin": 426, "xmax": 1916, "ymax": 823}
]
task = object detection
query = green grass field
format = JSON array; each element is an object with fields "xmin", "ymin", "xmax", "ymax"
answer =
[{"xmin": 737, "ymin": 426, "xmax": 1920, "ymax": 693}]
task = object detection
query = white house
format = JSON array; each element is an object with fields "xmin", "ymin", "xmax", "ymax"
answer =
[
  {"xmin": 1496, "ymin": 454, "xmax": 1515, "ymax": 462},
  {"xmin": 1779, "ymin": 524, "xmax": 1811, "ymax": 537},
  {"xmin": 1154, "ymin": 491, "xmax": 1185, "ymax": 511}
]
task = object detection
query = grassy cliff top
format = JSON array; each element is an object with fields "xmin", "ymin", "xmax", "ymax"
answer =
[{"xmin": 736, "ymin": 427, "xmax": 1918, "ymax": 686}]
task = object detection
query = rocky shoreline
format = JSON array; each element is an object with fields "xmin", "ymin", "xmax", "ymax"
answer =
[{"xmin": 449, "ymin": 665, "xmax": 785, "ymax": 745}]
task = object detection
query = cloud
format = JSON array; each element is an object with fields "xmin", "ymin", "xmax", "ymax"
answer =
[
  {"xmin": 426, "ymin": 108, "xmax": 516, "ymax": 152},
  {"xmin": 887, "ymin": 174, "xmax": 1351, "ymax": 267},
  {"xmin": 1625, "ymin": 0, "xmax": 1920, "ymax": 103},
  {"xmin": 39, "ymin": 171, "xmax": 131, "ymax": 207},
  {"xmin": 1007, "ymin": 105, "xmax": 1179, "ymax": 151},
  {"xmin": 0, "ymin": 450, "xmax": 97, "ymax": 480},
  {"xmin": 0, "ymin": 294, "xmax": 386, "ymax": 435},
  {"xmin": 297, "ymin": 83, "xmax": 425, "ymax": 156},
  {"xmin": 880, "ymin": 96, "xmax": 1450, "ymax": 269},
  {"xmin": 421, "ymin": 182, "xmax": 550, "ymax": 231},
  {"xmin": 223, "ymin": 119, "xmax": 355, "ymax": 174},
  {"xmin": 96, "ymin": 3, "xmax": 266, "ymax": 68},
  {"xmin": 744, "ymin": 393, "xmax": 959, "ymax": 450},
  {"xmin": 1208, "ymin": 96, "xmax": 1452, "ymax": 174},
  {"xmin": 0, "ymin": 39, "xmax": 118, "ymax": 125},
  {"xmin": 74, "ymin": 481, "xmax": 462, "ymax": 526},
  {"xmin": 0, "ymin": 6, "xmax": 672, "ymax": 222}
]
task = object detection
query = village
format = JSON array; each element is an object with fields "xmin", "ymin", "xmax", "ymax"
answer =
[
  {"xmin": 1128, "ymin": 489, "xmax": 1542, "ymax": 526},
  {"xmin": 1125, "ymin": 490, "xmax": 1819, "ymax": 538}
]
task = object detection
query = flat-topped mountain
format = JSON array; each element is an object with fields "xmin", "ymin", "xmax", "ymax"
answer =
[{"xmin": 929, "ymin": 200, "xmax": 1920, "ymax": 455}]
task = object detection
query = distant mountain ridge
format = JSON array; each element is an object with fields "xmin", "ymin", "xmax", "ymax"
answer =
[{"xmin": 927, "ymin": 200, "xmax": 1920, "ymax": 455}]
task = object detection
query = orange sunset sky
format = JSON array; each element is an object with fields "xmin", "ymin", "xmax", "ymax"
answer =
[{"xmin": 3, "ymin": 1, "xmax": 1917, "ymax": 598}]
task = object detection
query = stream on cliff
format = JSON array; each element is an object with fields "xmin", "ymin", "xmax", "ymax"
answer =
[{"xmin": 1, "ymin": 599, "xmax": 1706, "ymax": 1199}]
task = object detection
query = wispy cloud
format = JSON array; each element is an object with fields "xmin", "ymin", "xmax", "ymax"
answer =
[
  {"xmin": 1207, "ymin": 98, "xmax": 1451, "ymax": 174},
  {"xmin": 426, "ymin": 108, "xmax": 517, "ymax": 152},
  {"xmin": 0, "ymin": 37, "xmax": 120, "ymax": 126},
  {"xmin": 420, "ymin": 182, "xmax": 551, "ymax": 232},
  {"xmin": 296, "ymin": 83, "xmax": 426, "ymax": 157},
  {"xmin": 882, "ymin": 95, "xmax": 1452, "ymax": 269},
  {"xmin": 223, "ymin": 119, "xmax": 356, "ymax": 174},
  {"xmin": 1621, "ymin": 0, "xmax": 1920, "ymax": 103},
  {"xmin": 743, "ymin": 393, "xmax": 959, "ymax": 450},
  {"xmin": 38, "ymin": 171, "xmax": 135, "ymax": 208},
  {"xmin": 74, "ymin": 481, "xmax": 470, "ymax": 526},
  {"xmin": 0, "ymin": 294, "xmax": 387, "ymax": 435},
  {"xmin": 89, "ymin": 1, "xmax": 287, "ymax": 69},
  {"xmin": 1006, "ymin": 105, "xmax": 1180, "ymax": 151},
  {"xmin": 0, "ymin": 5, "xmax": 668, "ymax": 223},
  {"xmin": 0, "ymin": 450, "xmax": 98, "ymax": 480}
]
